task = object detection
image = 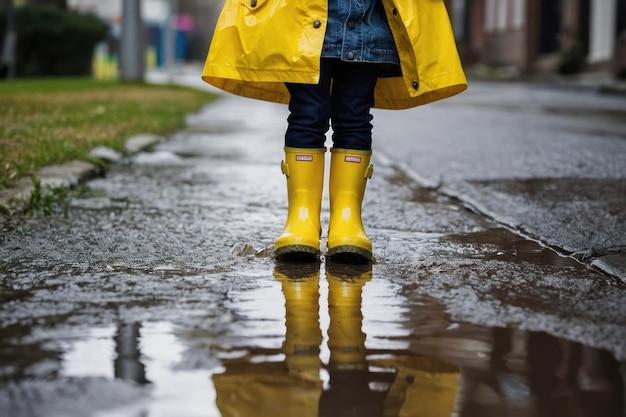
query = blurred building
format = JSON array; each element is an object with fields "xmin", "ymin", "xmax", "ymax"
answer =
[
  {"xmin": 47, "ymin": 0, "xmax": 625, "ymax": 79},
  {"xmin": 447, "ymin": 0, "xmax": 626, "ymax": 78},
  {"xmin": 66, "ymin": 0, "xmax": 223, "ymax": 64}
]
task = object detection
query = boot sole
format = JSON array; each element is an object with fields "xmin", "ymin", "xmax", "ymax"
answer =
[
  {"xmin": 327, "ymin": 245, "xmax": 372, "ymax": 263},
  {"xmin": 275, "ymin": 244, "xmax": 320, "ymax": 260}
]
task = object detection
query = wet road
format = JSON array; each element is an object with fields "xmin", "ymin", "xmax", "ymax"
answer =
[{"xmin": 1, "ymin": 81, "xmax": 626, "ymax": 417}]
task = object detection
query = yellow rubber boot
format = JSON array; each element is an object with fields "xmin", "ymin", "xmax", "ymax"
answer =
[
  {"xmin": 327, "ymin": 148, "xmax": 374, "ymax": 261},
  {"xmin": 275, "ymin": 147, "xmax": 326, "ymax": 258}
]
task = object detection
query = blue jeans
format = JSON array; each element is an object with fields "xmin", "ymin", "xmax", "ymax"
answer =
[{"xmin": 285, "ymin": 58, "xmax": 379, "ymax": 150}]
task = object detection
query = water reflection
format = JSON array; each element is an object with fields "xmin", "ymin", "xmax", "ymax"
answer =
[
  {"xmin": 114, "ymin": 323, "xmax": 149, "ymax": 385},
  {"xmin": 451, "ymin": 327, "xmax": 625, "ymax": 417},
  {"xmin": 211, "ymin": 262, "xmax": 624, "ymax": 417},
  {"xmin": 214, "ymin": 263, "xmax": 322, "ymax": 417},
  {"xmin": 213, "ymin": 262, "xmax": 460, "ymax": 417},
  {"xmin": 4, "ymin": 267, "xmax": 622, "ymax": 417},
  {"xmin": 526, "ymin": 333, "xmax": 623, "ymax": 417},
  {"xmin": 406, "ymin": 313, "xmax": 625, "ymax": 417},
  {"xmin": 322, "ymin": 262, "xmax": 459, "ymax": 417}
]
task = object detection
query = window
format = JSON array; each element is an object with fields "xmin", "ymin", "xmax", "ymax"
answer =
[{"xmin": 512, "ymin": 0, "xmax": 525, "ymax": 28}]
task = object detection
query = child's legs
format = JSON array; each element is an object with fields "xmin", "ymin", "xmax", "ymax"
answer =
[
  {"xmin": 330, "ymin": 62, "xmax": 378, "ymax": 151},
  {"xmin": 284, "ymin": 60, "xmax": 333, "ymax": 148}
]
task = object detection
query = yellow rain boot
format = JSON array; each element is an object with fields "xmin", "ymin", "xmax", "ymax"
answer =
[
  {"xmin": 327, "ymin": 148, "xmax": 374, "ymax": 261},
  {"xmin": 275, "ymin": 147, "xmax": 326, "ymax": 258}
]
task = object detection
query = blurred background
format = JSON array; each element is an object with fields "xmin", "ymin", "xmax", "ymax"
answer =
[{"xmin": 1, "ymin": 0, "xmax": 625, "ymax": 83}]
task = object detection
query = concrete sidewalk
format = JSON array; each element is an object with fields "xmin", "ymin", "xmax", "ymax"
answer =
[
  {"xmin": 154, "ymin": 67, "xmax": 626, "ymax": 281},
  {"xmin": 2, "ymin": 79, "xmax": 626, "ymax": 369},
  {"xmin": 370, "ymin": 78, "xmax": 626, "ymax": 282},
  {"xmin": 3, "ymin": 66, "xmax": 625, "ymax": 282}
]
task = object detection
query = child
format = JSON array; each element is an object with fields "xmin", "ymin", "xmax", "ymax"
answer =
[{"xmin": 202, "ymin": 0, "xmax": 467, "ymax": 261}]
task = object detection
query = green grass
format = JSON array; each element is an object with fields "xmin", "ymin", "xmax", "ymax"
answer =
[{"xmin": 0, "ymin": 78, "xmax": 218, "ymax": 188}]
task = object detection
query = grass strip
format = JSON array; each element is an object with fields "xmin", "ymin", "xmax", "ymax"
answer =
[{"xmin": 0, "ymin": 78, "xmax": 218, "ymax": 188}]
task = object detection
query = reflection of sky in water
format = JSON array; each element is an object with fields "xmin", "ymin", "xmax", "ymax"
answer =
[
  {"xmin": 320, "ymin": 277, "xmax": 411, "ymax": 363},
  {"xmin": 40, "ymin": 270, "xmax": 625, "ymax": 417},
  {"xmin": 57, "ymin": 274, "xmax": 410, "ymax": 417},
  {"xmin": 62, "ymin": 322, "xmax": 221, "ymax": 417},
  {"xmin": 361, "ymin": 279, "xmax": 411, "ymax": 349},
  {"xmin": 224, "ymin": 278, "xmax": 285, "ymax": 350},
  {"xmin": 62, "ymin": 327, "xmax": 116, "ymax": 379}
]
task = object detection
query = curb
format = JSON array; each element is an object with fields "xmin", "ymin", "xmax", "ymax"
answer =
[
  {"xmin": 0, "ymin": 161, "xmax": 101, "ymax": 204},
  {"xmin": 591, "ymin": 254, "xmax": 626, "ymax": 283},
  {"xmin": 0, "ymin": 134, "xmax": 164, "ymax": 208}
]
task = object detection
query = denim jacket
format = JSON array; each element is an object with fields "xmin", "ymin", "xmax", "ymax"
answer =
[{"xmin": 322, "ymin": 0, "xmax": 400, "ymax": 66}]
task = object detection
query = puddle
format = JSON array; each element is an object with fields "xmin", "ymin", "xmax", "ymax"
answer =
[
  {"xmin": 61, "ymin": 322, "xmax": 221, "ymax": 417},
  {"xmin": 443, "ymin": 227, "xmax": 585, "ymax": 268},
  {"xmin": 13, "ymin": 263, "xmax": 616, "ymax": 417}
]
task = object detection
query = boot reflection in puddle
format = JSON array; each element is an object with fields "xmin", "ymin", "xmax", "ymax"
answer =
[
  {"xmin": 323, "ymin": 261, "xmax": 459, "ymax": 417},
  {"xmin": 213, "ymin": 261, "xmax": 323, "ymax": 417},
  {"xmin": 321, "ymin": 262, "xmax": 386, "ymax": 416},
  {"xmin": 275, "ymin": 261, "xmax": 324, "ymax": 382},
  {"xmin": 214, "ymin": 261, "xmax": 460, "ymax": 417}
]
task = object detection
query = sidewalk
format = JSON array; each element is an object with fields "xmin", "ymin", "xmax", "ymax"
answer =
[
  {"xmin": 2, "ymin": 79, "xmax": 626, "ymax": 368},
  {"xmin": 3, "ymin": 66, "xmax": 625, "ymax": 282},
  {"xmin": 370, "ymin": 76, "xmax": 626, "ymax": 282}
]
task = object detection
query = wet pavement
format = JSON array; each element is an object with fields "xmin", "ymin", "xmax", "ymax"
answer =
[
  {"xmin": 371, "ymin": 81, "xmax": 626, "ymax": 277},
  {"xmin": 1, "ymin": 81, "xmax": 626, "ymax": 417}
]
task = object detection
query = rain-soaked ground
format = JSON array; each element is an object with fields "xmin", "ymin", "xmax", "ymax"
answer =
[{"xmin": 1, "ymin": 95, "xmax": 625, "ymax": 417}]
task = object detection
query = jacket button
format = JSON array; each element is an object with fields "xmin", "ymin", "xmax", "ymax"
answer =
[
  {"xmin": 412, "ymin": 81, "xmax": 418, "ymax": 89},
  {"xmin": 251, "ymin": 0, "xmax": 257, "ymax": 6},
  {"xmin": 348, "ymin": 21, "xmax": 356, "ymax": 29},
  {"xmin": 313, "ymin": 20, "xmax": 321, "ymax": 28},
  {"xmin": 347, "ymin": 51, "xmax": 355, "ymax": 60},
  {"xmin": 392, "ymin": 8, "xmax": 398, "ymax": 15}
]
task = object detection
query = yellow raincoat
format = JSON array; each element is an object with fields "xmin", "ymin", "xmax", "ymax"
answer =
[{"xmin": 202, "ymin": 0, "xmax": 467, "ymax": 110}]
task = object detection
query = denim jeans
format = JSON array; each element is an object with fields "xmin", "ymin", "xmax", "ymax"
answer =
[{"xmin": 285, "ymin": 58, "xmax": 379, "ymax": 150}]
